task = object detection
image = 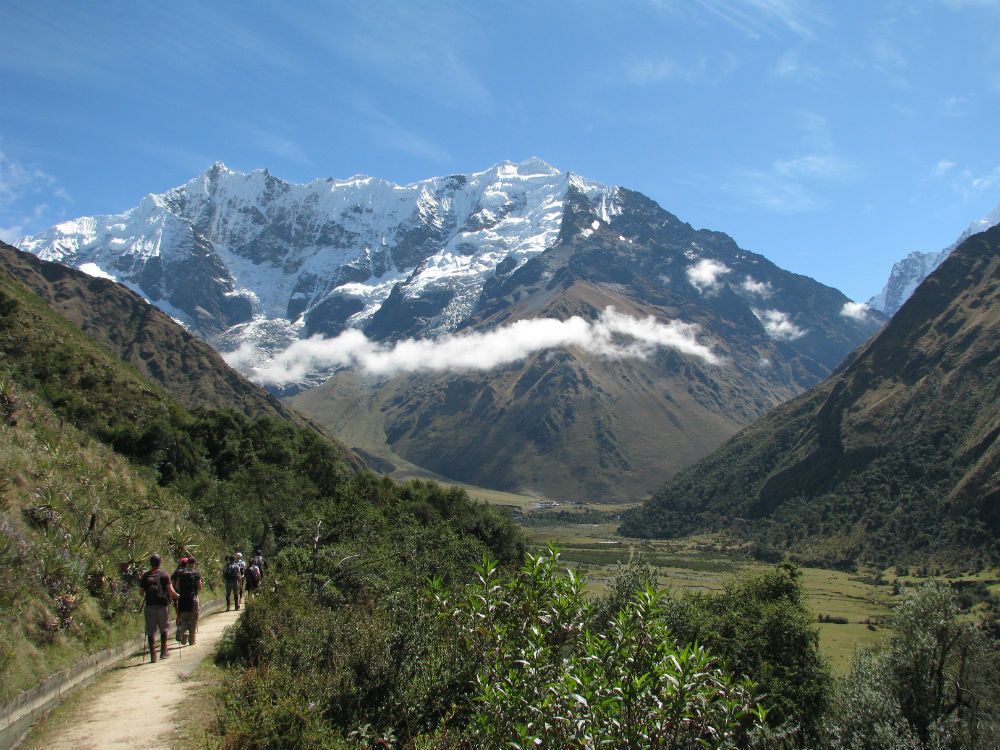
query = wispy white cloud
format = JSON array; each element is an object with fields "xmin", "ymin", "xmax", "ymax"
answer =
[
  {"xmin": 970, "ymin": 165, "xmax": 1000, "ymax": 191},
  {"xmin": 725, "ymin": 153, "xmax": 856, "ymax": 213},
  {"xmin": 689, "ymin": 0, "xmax": 825, "ymax": 39},
  {"xmin": 242, "ymin": 125, "xmax": 309, "ymax": 164},
  {"xmin": 618, "ymin": 52, "xmax": 739, "ymax": 88},
  {"xmin": 0, "ymin": 148, "xmax": 72, "ymax": 243},
  {"xmin": 224, "ymin": 306, "xmax": 720, "ymax": 385},
  {"xmin": 624, "ymin": 57, "xmax": 678, "ymax": 85},
  {"xmin": 740, "ymin": 276, "xmax": 773, "ymax": 295},
  {"xmin": 724, "ymin": 112, "xmax": 858, "ymax": 213},
  {"xmin": 771, "ymin": 48, "xmax": 824, "ymax": 83},
  {"xmin": 940, "ymin": 95, "xmax": 972, "ymax": 117},
  {"xmin": 869, "ymin": 36, "xmax": 909, "ymax": 88},
  {"xmin": 753, "ymin": 308, "xmax": 807, "ymax": 340},
  {"xmin": 686, "ymin": 258, "xmax": 732, "ymax": 293},
  {"xmin": 930, "ymin": 159, "xmax": 957, "ymax": 178},
  {"xmin": 352, "ymin": 100, "xmax": 452, "ymax": 163},
  {"xmin": 291, "ymin": 4, "xmax": 493, "ymax": 114},
  {"xmin": 840, "ymin": 301, "xmax": 872, "ymax": 321}
]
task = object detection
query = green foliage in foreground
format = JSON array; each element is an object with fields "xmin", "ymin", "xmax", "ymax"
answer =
[{"xmin": 216, "ymin": 550, "xmax": 835, "ymax": 749}]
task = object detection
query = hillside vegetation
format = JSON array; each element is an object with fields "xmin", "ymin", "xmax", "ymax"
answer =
[
  {"xmin": 0, "ymin": 255, "xmax": 523, "ymax": 696},
  {"xmin": 622, "ymin": 225, "xmax": 1000, "ymax": 570}
]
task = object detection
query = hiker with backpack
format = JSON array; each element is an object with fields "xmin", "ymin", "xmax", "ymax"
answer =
[
  {"xmin": 175, "ymin": 556, "xmax": 202, "ymax": 645},
  {"xmin": 223, "ymin": 554, "xmax": 243, "ymax": 610},
  {"xmin": 251, "ymin": 549, "xmax": 267, "ymax": 579},
  {"xmin": 245, "ymin": 559, "xmax": 261, "ymax": 599},
  {"xmin": 235, "ymin": 552, "xmax": 247, "ymax": 599},
  {"xmin": 139, "ymin": 553, "xmax": 179, "ymax": 662}
]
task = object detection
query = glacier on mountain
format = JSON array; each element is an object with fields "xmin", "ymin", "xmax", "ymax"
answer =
[{"xmin": 17, "ymin": 159, "xmax": 621, "ymax": 360}]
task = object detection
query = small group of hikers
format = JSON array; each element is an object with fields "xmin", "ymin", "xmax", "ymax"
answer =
[
  {"xmin": 138, "ymin": 549, "xmax": 266, "ymax": 663},
  {"xmin": 222, "ymin": 550, "xmax": 266, "ymax": 611}
]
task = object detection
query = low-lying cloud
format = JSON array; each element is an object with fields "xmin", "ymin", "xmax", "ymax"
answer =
[
  {"xmin": 740, "ymin": 275, "xmax": 773, "ymax": 296},
  {"xmin": 840, "ymin": 301, "xmax": 871, "ymax": 321},
  {"xmin": 753, "ymin": 308, "xmax": 807, "ymax": 341},
  {"xmin": 687, "ymin": 258, "xmax": 731, "ymax": 293},
  {"xmin": 225, "ymin": 306, "xmax": 720, "ymax": 386}
]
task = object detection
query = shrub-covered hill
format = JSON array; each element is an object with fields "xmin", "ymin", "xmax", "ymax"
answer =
[
  {"xmin": 0, "ymin": 372, "xmax": 230, "ymax": 699},
  {"xmin": 621, "ymin": 224, "xmax": 1000, "ymax": 570},
  {"xmin": 0, "ymin": 240, "xmax": 339, "ymax": 439},
  {"xmin": 0, "ymin": 246, "xmax": 524, "ymax": 696}
]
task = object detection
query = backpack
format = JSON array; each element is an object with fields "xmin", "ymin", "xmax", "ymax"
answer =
[
  {"xmin": 251, "ymin": 555, "xmax": 266, "ymax": 576},
  {"xmin": 141, "ymin": 570, "xmax": 168, "ymax": 605},
  {"xmin": 246, "ymin": 565, "xmax": 260, "ymax": 585},
  {"xmin": 223, "ymin": 562, "xmax": 240, "ymax": 582},
  {"xmin": 178, "ymin": 569, "xmax": 199, "ymax": 599}
]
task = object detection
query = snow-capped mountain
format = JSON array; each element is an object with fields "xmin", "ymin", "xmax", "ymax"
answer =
[
  {"xmin": 18, "ymin": 159, "xmax": 618, "ymax": 358},
  {"xmin": 868, "ymin": 201, "xmax": 1000, "ymax": 316},
  {"xmin": 17, "ymin": 159, "xmax": 887, "ymax": 500}
]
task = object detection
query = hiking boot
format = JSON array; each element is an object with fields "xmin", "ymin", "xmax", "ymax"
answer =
[{"xmin": 160, "ymin": 645, "xmax": 169, "ymax": 659}]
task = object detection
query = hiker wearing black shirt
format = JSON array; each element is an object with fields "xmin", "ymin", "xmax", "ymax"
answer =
[
  {"xmin": 139, "ymin": 553, "xmax": 179, "ymax": 662},
  {"xmin": 175, "ymin": 557, "xmax": 202, "ymax": 645},
  {"xmin": 245, "ymin": 561, "xmax": 261, "ymax": 599}
]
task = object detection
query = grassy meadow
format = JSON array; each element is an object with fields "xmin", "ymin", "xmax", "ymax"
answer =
[{"xmin": 432, "ymin": 479, "xmax": 998, "ymax": 672}]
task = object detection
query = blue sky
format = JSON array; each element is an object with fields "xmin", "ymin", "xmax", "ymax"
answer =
[{"xmin": 1, "ymin": 0, "xmax": 998, "ymax": 301}]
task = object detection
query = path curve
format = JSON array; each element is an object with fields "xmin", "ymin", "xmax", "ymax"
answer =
[{"xmin": 40, "ymin": 607, "xmax": 241, "ymax": 750}]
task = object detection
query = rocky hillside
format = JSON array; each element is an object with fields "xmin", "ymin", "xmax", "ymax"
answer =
[
  {"xmin": 291, "ymin": 187, "xmax": 884, "ymax": 501},
  {"xmin": 621, "ymin": 225, "xmax": 1000, "ymax": 568}
]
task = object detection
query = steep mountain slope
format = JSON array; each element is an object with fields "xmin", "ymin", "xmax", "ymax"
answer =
[
  {"xmin": 0, "ymin": 241, "xmax": 319, "ymax": 432},
  {"xmin": 17, "ymin": 160, "xmax": 883, "ymax": 501},
  {"xmin": 868, "ymin": 200, "xmax": 1000, "ymax": 315},
  {"xmin": 621, "ymin": 225, "xmax": 1000, "ymax": 568},
  {"xmin": 292, "ymin": 187, "xmax": 884, "ymax": 501}
]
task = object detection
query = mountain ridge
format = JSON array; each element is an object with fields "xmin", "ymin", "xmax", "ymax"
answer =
[
  {"xmin": 17, "ymin": 161, "xmax": 884, "ymax": 501},
  {"xmin": 621, "ymin": 223, "xmax": 1000, "ymax": 567}
]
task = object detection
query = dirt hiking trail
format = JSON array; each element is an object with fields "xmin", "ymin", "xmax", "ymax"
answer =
[{"xmin": 30, "ymin": 607, "xmax": 240, "ymax": 750}]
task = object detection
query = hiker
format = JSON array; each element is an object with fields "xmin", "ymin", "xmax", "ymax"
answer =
[
  {"xmin": 235, "ymin": 552, "xmax": 247, "ymax": 599},
  {"xmin": 245, "ymin": 559, "xmax": 261, "ymax": 599},
  {"xmin": 175, "ymin": 556, "xmax": 202, "ymax": 645},
  {"xmin": 139, "ymin": 553, "xmax": 178, "ymax": 662},
  {"xmin": 223, "ymin": 554, "xmax": 243, "ymax": 610},
  {"xmin": 251, "ymin": 549, "xmax": 267, "ymax": 579},
  {"xmin": 170, "ymin": 557, "xmax": 188, "ymax": 623}
]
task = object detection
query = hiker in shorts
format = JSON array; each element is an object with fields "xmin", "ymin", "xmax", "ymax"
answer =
[
  {"xmin": 139, "ymin": 553, "xmax": 179, "ymax": 662},
  {"xmin": 223, "ymin": 555, "xmax": 243, "ymax": 610},
  {"xmin": 175, "ymin": 556, "xmax": 202, "ymax": 645}
]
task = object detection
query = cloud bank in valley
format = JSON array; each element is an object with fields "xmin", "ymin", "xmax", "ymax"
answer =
[{"xmin": 225, "ymin": 307, "xmax": 720, "ymax": 386}]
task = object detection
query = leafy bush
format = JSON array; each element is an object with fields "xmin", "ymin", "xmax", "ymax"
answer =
[
  {"xmin": 432, "ymin": 548, "xmax": 768, "ymax": 749},
  {"xmin": 823, "ymin": 582, "xmax": 999, "ymax": 750}
]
